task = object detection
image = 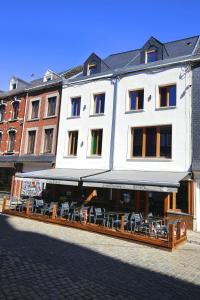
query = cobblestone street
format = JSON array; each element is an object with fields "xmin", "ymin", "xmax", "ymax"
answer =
[{"xmin": 0, "ymin": 214, "xmax": 200, "ymax": 299}]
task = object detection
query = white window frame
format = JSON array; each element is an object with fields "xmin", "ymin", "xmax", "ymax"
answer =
[{"xmin": 44, "ymin": 92, "xmax": 59, "ymax": 118}]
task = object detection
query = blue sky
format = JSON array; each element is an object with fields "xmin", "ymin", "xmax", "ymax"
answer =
[{"xmin": 0, "ymin": 0, "xmax": 199, "ymax": 90}]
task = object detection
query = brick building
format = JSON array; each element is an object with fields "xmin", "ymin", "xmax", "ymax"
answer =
[
  {"xmin": 0, "ymin": 77, "xmax": 29, "ymax": 194},
  {"xmin": 0, "ymin": 68, "xmax": 82, "ymax": 198}
]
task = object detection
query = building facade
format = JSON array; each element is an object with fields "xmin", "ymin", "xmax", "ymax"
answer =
[{"xmin": 11, "ymin": 35, "xmax": 200, "ymax": 230}]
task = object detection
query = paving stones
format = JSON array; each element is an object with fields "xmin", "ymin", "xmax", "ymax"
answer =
[{"xmin": 0, "ymin": 214, "xmax": 200, "ymax": 299}]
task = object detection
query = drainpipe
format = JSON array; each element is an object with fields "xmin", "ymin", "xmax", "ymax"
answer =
[{"xmin": 109, "ymin": 76, "xmax": 119, "ymax": 170}]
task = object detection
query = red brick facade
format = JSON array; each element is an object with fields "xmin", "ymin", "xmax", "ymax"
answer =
[
  {"xmin": 0, "ymin": 94, "xmax": 26, "ymax": 155},
  {"xmin": 21, "ymin": 86, "xmax": 61, "ymax": 156}
]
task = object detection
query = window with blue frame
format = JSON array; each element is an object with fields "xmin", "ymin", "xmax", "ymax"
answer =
[
  {"xmin": 71, "ymin": 97, "xmax": 81, "ymax": 117},
  {"xmin": 129, "ymin": 89, "xmax": 144, "ymax": 111},
  {"xmin": 94, "ymin": 93, "xmax": 105, "ymax": 114},
  {"xmin": 159, "ymin": 85, "xmax": 176, "ymax": 108}
]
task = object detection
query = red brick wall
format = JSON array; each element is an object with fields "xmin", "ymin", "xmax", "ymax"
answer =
[
  {"xmin": 20, "ymin": 87, "xmax": 61, "ymax": 155},
  {"xmin": 0, "ymin": 94, "xmax": 26, "ymax": 154}
]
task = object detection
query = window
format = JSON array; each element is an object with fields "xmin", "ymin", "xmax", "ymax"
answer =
[
  {"xmin": 31, "ymin": 100, "xmax": 39, "ymax": 119},
  {"xmin": 71, "ymin": 97, "xmax": 81, "ymax": 117},
  {"xmin": 0, "ymin": 105, "xmax": 5, "ymax": 122},
  {"xmin": 94, "ymin": 93, "xmax": 105, "ymax": 114},
  {"xmin": 44, "ymin": 128, "xmax": 54, "ymax": 153},
  {"xmin": 91, "ymin": 129, "xmax": 103, "ymax": 156},
  {"xmin": 12, "ymin": 83, "xmax": 17, "ymax": 90},
  {"xmin": 146, "ymin": 127, "xmax": 157, "ymax": 157},
  {"xmin": 131, "ymin": 125, "xmax": 172, "ymax": 159},
  {"xmin": 146, "ymin": 49, "xmax": 157, "ymax": 63},
  {"xmin": 47, "ymin": 96, "xmax": 57, "ymax": 117},
  {"xmin": 88, "ymin": 61, "xmax": 97, "ymax": 75},
  {"xmin": 159, "ymin": 85, "xmax": 176, "ymax": 107},
  {"xmin": 8, "ymin": 131, "xmax": 16, "ymax": 152},
  {"xmin": 160, "ymin": 126, "xmax": 172, "ymax": 158},
  {"xmin": 0, "ymin": 132, "xmax": 2, "ymax": 151},
  {"xmin": 27, "ymin": 130, "xmax": 36, "ymax": 154},
  {"xmin": 68, "ymin": 131, "xmax": 78, "ymax": 156},
  {"xmin": 132, "ymin": 128, "xmax": 143, "ymax": 157},
  {"xmin": 129, "ymin": 90, "xmax": 144, "ymax": 111},
  {"xmin": 12, "ymin": 102, "xmax": 19, "ymax": 120}
]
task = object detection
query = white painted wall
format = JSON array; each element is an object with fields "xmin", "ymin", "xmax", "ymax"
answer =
[
  {"xmin": 113, "ymin": 66, "xmax": 192, "ymax": 172},
  {"xmin": 56, "ymin": 79, "xmax": 114, "ymax": 170}
]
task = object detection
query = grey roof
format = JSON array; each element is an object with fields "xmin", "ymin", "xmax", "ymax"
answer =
[
  {"xmin": 17, "ymin": 155, "xmax": 56, "ymax": 163},
  {"xmin": 16, "ymin": 168, "xmax": 107, "ymax": 181},
  {"xmin": 65, "ymin": 35, "xmax": 200, "ymax": 84},
  {"xmin": 82, "ymin": 170, "xmax": 188, "ymax": 188},
  {"xmin": 0, "ymin": 155, "xmax": 55, "ymax": 163},
  {"xmin": 104, "ymin": 35, "xmax": 199, "ymax": 70},
  {"xmin": 0, "ymin": 155, "xmax": 19, "ymax": 162}
]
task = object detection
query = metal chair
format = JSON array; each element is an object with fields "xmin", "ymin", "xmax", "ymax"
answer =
[
  {"xmin": 94, "ymin": 208, "xmax": 107, "ymax": 226},
  {"xmin": 60, "ymin": 202, "xmax": 70, "ymax": 218}
]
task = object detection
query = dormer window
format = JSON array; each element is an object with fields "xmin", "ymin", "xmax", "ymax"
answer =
[
  {"xmin": 12, "ymin": 83, "xmax": 17, "ymax": 90},
  {"xmin": 88, "ymin": 61, "xmax": 97, "ymax": 75},
  {"xmin": 145, "ymin": 48, "xmax": 157, "ymax": 63}
]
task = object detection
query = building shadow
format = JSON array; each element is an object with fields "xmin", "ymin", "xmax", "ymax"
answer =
[{"xmin": 0, "ymin": 214, "xmax": 199, "ymax": 299}]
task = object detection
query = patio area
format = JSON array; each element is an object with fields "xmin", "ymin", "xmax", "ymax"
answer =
[{"xmin": 2, "ymin": 196, "xmax": 187, "ymax": 250}]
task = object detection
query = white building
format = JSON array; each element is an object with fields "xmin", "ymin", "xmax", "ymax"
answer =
[{"xmin": 17, "ymin": 36, "xmax": 200, "ymax": 230}]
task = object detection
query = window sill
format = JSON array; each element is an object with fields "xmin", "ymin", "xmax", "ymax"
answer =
[
  {"xmin": 125, "ymin": 109, "xmax": 144, "ymax": 114},
  {"xmin": 155, "ymin": 106, "xmax": 176, "ymax": 111},
  {"xmin": 89, "ymin": 113, "xmax": 105, "ymax": 117},
  {"xmin": 43, "ymin": 115, "xmax": 57, "ymax": 120},
  {"xmin": 27, "ymin": 118, "xmax": 39, "ymax": 122},
  {"xmin": 87, "ymin": 155, "xmax": 102, "ymax": 159},
  {"xmin": 63, "ymin": 155, "xmax": 78, "ymax": 159},
  {"xmin": 67, "ymin": 116, "xmax": 80, "ymax": 120},
  {"xmin": 127, "ymin": 157, "xmax": 172, "ymax": 162},
  {"xmin": 8, "ymin": 118, "xmax": 19, "ymax": 122}
]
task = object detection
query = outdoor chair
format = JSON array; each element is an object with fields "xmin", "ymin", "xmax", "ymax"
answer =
[
  {"xmin": 112, "ymin": 213, "xmax": 130, "ymax": 230},
  {"xmin": 9, "ymin": 197, "xmax": 19, "ymax": 210},
  {"xmin": 44, "ymin": 202, "xmax": 58, "ymax": 217},
  {"xmin": 34, "ymin": 199, "xmax": 44, "ymax": 214},
  {"xmin": 88, "ymin": 206, "xmax": 95, "ymax": 223},
  {"xmin": 60, "ymin": 202, "xmax": 70, "ymax": 218},
  {"xmin": 94, "ymin": 208, "xmax": 107, "ymax": 226},
  {"xmin": 131, "ymin": 213, "xmax": 144, "ymax": 233},
  {"xmin": 71, "ymin": 207, "xmax": 85, "ymax": 223}
]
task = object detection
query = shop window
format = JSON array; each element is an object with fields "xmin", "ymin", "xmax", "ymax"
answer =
[
  {"xmin": 129, "ymin": 89, "xmax": 144, "ymax": 111},
  {"xmin": 71, "ymin": 97, "xmax": 81, "ymax": 117},
  {"xmin": 8, "ymin": 131, "xmax": 16, "ymax": 152},
  {"xmin": 159, "ymin": 85, "xmax": 176, "ymax": 107},
  {"xmin": 94, "ymin": 93, "xmax": 105, "ymax": 114},
  {"xmin": 91, "ymin": 129, "xmax": 103, "ymax": 156},
  {"xmin": 31, "ymin": 100, "xmax": 39, "ymax": 119},
  {"xmin": 44, "ymin": 128, "xmax": 54, "ymax": 153},
  {"xmin": 47, "ymin": 96, "xmax": 57, "ymax": 117},
  {"xmin": 27, "ymin": 130, "xmax": 36, "ymax": 154},
  {"xmin": 68, "ymin": 131, "xmax": 78, "ymax": 156}
]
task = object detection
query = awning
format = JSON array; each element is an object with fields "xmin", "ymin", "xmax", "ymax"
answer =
[
  {"xmin": 16, "ymin": 168, "xmax": 108, "ymax": 186},
  {"xmin": 82, "ymin": 170, "xmax": 189, "ymax": 192}
]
